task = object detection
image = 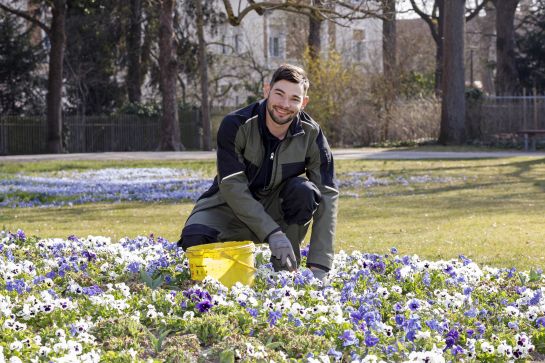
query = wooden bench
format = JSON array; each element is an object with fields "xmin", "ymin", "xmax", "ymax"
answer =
[{"xmin": 517, "ymin": 129, "xmax": 545, "ymax": 151}]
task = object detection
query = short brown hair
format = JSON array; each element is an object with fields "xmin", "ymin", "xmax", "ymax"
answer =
[{"xmin": 270, "ymin": 64, "xmax": 310, "ymax": 93}]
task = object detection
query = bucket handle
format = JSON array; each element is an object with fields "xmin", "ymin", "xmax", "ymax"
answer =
[{"xmin": 219, "ymin": 252, "xmax": 256, "ymax": 272}]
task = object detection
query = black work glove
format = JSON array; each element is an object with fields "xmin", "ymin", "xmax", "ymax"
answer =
[{"xmin": 268, "ymin": 231, "xmax": 296, "ymax": 271}]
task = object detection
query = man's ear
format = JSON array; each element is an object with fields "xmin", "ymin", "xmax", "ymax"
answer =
[
  {"xmin": 302, "ymin": 95, "xmax": 309, "ymax": 109},
  {"xmin": 263, "ymin": 83, "xmax": 271, "ymax": 98}
]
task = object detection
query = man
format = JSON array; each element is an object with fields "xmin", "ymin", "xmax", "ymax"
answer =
[{"xmin": 178, "ymin": 64, "xmax": 338, "ymax": 281}]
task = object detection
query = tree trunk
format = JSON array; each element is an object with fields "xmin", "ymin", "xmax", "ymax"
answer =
[
  {"xmin": 195, "ymin": 0, "xmax": 211, "ymax": 151},
  {"xmin": 127, "ymin": 0, "xmax": 142, "ymax": 103},
  {"xmin": 494, "ymin": 0, "xmax": 520, "ymax": 95},
  {"xmin": 381, "ymin": 0, "xmax": 396, "ymax": 140},
  {"xmin": 382, "ymin": 0, "xmax": 396, "ymax": 80},
  {"xmin": 434, "ymin": 0, "xmax": 445, "ymax": 96},
  {"xmin": 158, "ymin": 0, "xmax": 182, "ymax": 151},
  {"xmin": 439, "ymin": 0, "xmax": 466, "ymax": 145},
  {"xmin": 46, "ymin": 0, "xmax": 66, "ymax": 154},
  {"xmin": 479, "ymin": 1, "xmax": 496, "ymax": 94},
  {"xmin": 308, "ymin": 0, "xmax": 322, "ymax": 60}
]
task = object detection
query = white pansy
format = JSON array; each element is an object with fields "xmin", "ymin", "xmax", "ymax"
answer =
[
  {"xmin": 480, "ymin": 341, "xmax": 494, "ymax": 354},
  {"xmin": 39, "ymin": 346, "xmax": 51, "ymax": 357},
  {"xmin": 405, "ymin": 350, "xmax": 445, "ymax": 363},
  {"xmin": 67, "ymin": 340, "xmax": 83, "ymax": 355},
  {"xmin": 376, "ymin": 287, "xmax": 389, "ymax": 299},
  {"xmin": 505, "ymin": 305, "xmax": 520, "ymax": 318},
  {"xmin": 497, "ymin": 341, "xmax": 513, "ymax": 357},
  {"xmin": 9, "ymin": 341, "xmax": 23, "ymax": 351},
  {"xmin": 391, "ymin": 285, "xmax": 402, "ymax": 294}
]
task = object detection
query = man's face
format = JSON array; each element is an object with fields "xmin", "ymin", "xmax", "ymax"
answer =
[{"xmin": 264, "ymin": 80, "xmax": 309, "ymax": 126}]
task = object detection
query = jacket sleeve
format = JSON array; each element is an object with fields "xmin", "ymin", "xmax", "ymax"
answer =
[
  {"xmin": 216, "ymin": 116, "xmax": 281, "ymax": 242},
  {"xmin": 305, "ymin": 128, "xmax": 339, "ymax": 270}
]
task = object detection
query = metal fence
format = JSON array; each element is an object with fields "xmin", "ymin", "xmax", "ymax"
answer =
[
  {"xmin": 469, "ymin": 95, "xmax": 545, "ymax": 144},
  {"xmin": 0, "ymin": 108, "xmax": 203, "ymax": 155}
]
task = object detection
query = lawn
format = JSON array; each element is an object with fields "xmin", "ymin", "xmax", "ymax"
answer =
[{"xmin": 1, "ymin": 156, "xmax": 544, "ymax": 270}]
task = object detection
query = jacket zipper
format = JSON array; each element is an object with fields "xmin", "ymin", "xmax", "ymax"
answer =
[{"xmin": 263, "ymin": 140, "xmax": 284, "ymax": 191}]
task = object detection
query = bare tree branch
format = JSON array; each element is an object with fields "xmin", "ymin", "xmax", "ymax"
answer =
[
  {"xmin": 466, "ymin": 0, "xmax": 490, "ymax": 22},
  {"xmin": 0, "ymin": 3, "xmax": 51, "ymax": 34},
  {"xmin": 220, "ymin": 0, "xmax": 381, "ymax": 26}
]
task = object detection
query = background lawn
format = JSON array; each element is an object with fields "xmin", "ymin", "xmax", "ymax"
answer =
[{"xmin": 1, "ymin": 156, "xmax": 544, "ymax": 270}]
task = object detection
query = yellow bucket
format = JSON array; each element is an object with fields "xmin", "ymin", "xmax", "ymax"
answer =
[{"xmin": 185, "ymin": 241, "xmax": 256, "ymax": 287}]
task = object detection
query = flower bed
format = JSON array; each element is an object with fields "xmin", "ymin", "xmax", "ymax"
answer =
[
  {"xmin": 0, "ymin": 168, "xmax": 466, "ymax": 208},
  {"xmin": 0, "ymin": 168, "xmax": 212, "ymax": 207},
  {"xmin": 1, "ymin": 230, "xmax": 544, "ymax": 362}
]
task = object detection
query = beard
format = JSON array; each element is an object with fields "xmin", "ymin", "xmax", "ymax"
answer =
[{"xmin": 266, "ymin": 102, "xmax": 297, "ymax": 126}]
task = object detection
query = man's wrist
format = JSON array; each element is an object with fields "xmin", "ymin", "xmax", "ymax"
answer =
[{"xmin": 265, "ymin": 228, "xmax": 283, "ymax": 243}]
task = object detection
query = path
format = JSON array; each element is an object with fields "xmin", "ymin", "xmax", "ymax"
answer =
[{"xmin": 1, "ymin": 148, "xmax": 545, "ymax": 162}]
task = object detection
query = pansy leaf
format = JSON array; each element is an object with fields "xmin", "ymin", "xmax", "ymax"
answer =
[{"xmin": 219, "ymin": 349, "xmax": 235, "ymax": 363}]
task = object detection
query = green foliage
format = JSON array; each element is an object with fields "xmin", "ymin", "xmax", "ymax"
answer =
[
  {"xmin": 256, "ymin": 326, "xmax": 333, "ymax": 358},
  {"xmin": 188, "ymin": 314, "xmax": 235, "ymax": 346},
  {"xmin": 140, "ymin": 270, "xmax": 164, "ymax": 290},
  {"xmin": 532, "ymin": 328, "xmax": 545, "ymax": 354},
  {"xmin": 516, "ymin": 4, "xmax": 545, "ymax": 92},
  {"xmin": 399, "ymin": 71, "xmax": 435, "ymax": 98},
  {"xmin": 302, "ymin": 49, "xmax": 364, "ymax": 145},
  {"xmin": 156, "ymin": 334, "xmax": 202, "ymax": 362},
  {"xmin": 465, "ymin": 86, "xmax": 484, "ymax": 102},
  {"xmin": 92, "ymin": 317, "xmax": 152, "ymax": 354},
  {"xmin": 116, "ymin": 102, "xmax": 161, "ymax": 118},
  {"xmin": 0, "ymin": 12, "xmax": 46, "ymax": 114},
  {"xmin": 64, "ymin": 1, "xmax": 126, "ymax": 115}
]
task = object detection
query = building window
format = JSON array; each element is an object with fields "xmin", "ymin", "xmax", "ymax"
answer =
[
  {"xmin": 352, "ymin": 29, "xmax": 365, "ymax": 62},
  {"xmin": 221, "ymin": 35, "xmax": 226, "ymax": 54},
  {"xmin": 234, "ymin": 34, "xmax": 240, "ymax": 53},
  {"xmin": 355, "ymin": 41, "xmax": 365, "ymax": 61},
  {"xmin": 269, "ymin": 36, "xmax": 280, "ymax": 58}
]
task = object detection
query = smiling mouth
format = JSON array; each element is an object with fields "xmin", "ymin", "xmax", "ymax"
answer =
[{"xmin": 274, "ymin": 107, "xmax": 291, "ymax": 117}]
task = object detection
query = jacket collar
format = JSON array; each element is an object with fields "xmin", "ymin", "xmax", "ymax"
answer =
[{"xmin": 258, "ymin": 99, "xmax": 305, "ymax": 138}]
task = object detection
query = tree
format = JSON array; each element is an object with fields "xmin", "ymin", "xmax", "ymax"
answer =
[
  {"xmin": 195, "ymin": 0, "xmax": 211, "ymax": 150},
  {"xmin": 158, "ymin": 0, "xmax": 183, "ymax": 150},
  {"xmin": 409, "ymin": 0, "xmax": 488, "ymax": 95},
  {"xmin": 493, "ymin": 0, "xmax": 520, "ymax": 95},
  {"xmin": 0, "ymin": 11, "xmax": 45, "ymax": 114},
  {"xmin": 64, "ymin": 1, "xmax": 125, "ymax": 115},
  {"xmin": 308, "ymin": 0, "xmax": 323, "ymax": 60},
  {"xmin": 381, "ymin": 0, "xmax": 396, "ymax": 82},
  {"xmin": 0, "ymin": 0, "xmax": 67, "ymax": 153},
  {"xmin": 516, "ymin": 1, "xmax": 545, "ymax": 91},
  {"xmin": 126, "ymin": 0, "xmax": 143, "ymax": 103},
  {"xmin": 380, "ymin": 0, "xmax": 397, "ymax": 140},
  {"xmin": 439, "ymin": 0, "xmax": 466, "ymax": 145}
]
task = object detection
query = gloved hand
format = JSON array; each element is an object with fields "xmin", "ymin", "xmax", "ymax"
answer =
[
  {"xmin": 310, "ymin": 266, "xmax": 327, "ymax": 282},
  {"xmin": 268, "ymin": 231, "xmax": 296, "ymax": 271}
]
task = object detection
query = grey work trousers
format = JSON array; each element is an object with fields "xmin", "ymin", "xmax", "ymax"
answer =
[{"xmin": 179, "ymin": 177, "xmax": 321, "ymax": 270}]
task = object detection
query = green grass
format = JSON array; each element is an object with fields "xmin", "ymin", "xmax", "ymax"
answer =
[{"xmin": 1, "ymin": 157, "xmax": 544, "ymax": 270}]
